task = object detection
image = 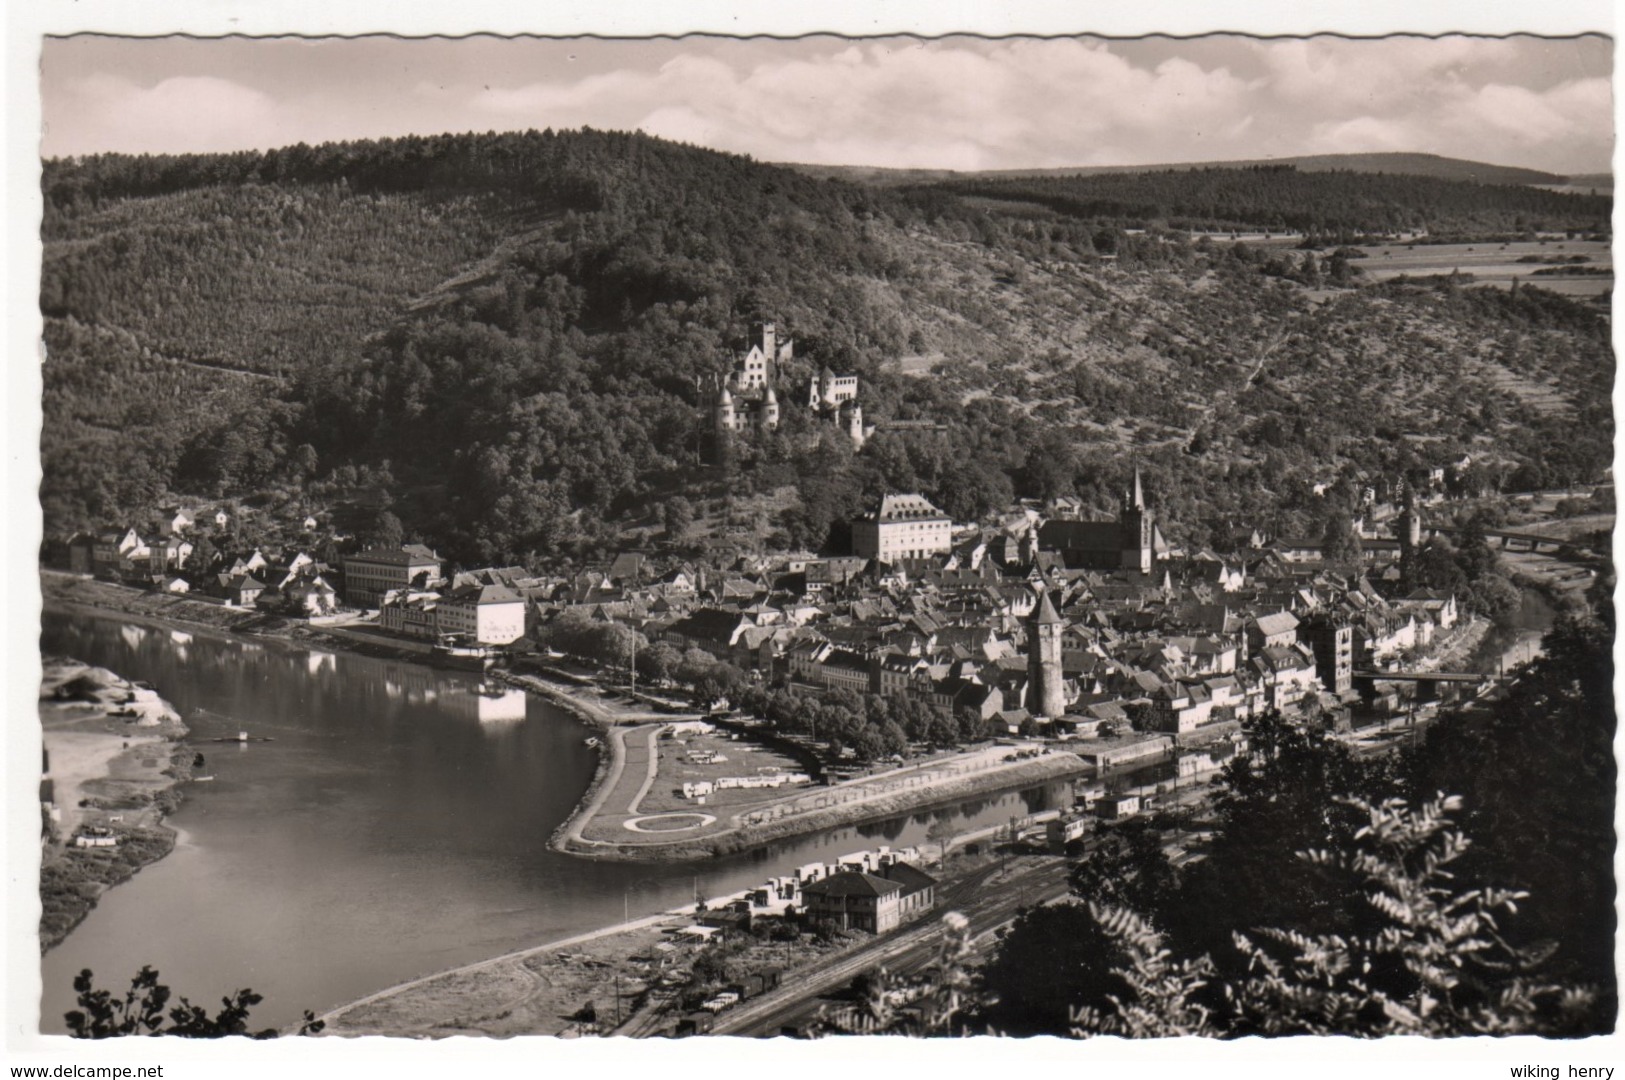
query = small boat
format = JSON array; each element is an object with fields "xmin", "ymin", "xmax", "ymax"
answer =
[
  {"xmin": 193, "ymin": 775, "xmax": 215, "ymax": 782},
  {"xmin": 584, "ymin": 737, "xmax": 602, "ymax": 749}
]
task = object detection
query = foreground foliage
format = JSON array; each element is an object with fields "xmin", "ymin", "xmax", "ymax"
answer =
[{"xmin": 65, "ymin": 967, "xmax": 323, "ymax": 1039}]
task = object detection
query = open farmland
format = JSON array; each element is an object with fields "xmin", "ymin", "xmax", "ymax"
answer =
[{"xmin": 1354, "ymin": 239, "xmax": 1613, "ymax": 296}]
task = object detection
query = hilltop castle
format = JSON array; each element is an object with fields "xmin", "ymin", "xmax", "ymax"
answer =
[
  {"xmin": 714, "ymin": 322, "xmax": 790, "ymax": 437},
  {"xmin": 712, "ymin": 321, "xmax": 870, "ymax": 451},
  {"xmin": 807, "ymin": 366, "xmax": 871, "ymax": 449}
]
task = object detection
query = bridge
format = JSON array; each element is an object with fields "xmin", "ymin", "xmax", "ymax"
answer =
[
  {"xmin": 1352, "ymin": 669, "xmax": 1489, "ymax": 683},
  {"xmin": 1352, "ymin": 668, "xmax": 1492, "ymax": 703},
  {"xmin": 1423, "ymin": 523, "xmax": 1600, "ymax": 555}
]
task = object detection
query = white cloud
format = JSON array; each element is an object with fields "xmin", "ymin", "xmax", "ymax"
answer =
[
  {"xmin": 39, "ymin": 36, "xmax": 1615, "ymax": 174},
  {"xmin": 50, "ymin": 74, "xmax": 281, "ymax": 156}
]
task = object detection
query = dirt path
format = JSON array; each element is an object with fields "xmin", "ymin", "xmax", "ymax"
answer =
[
  {"xmin": 626, "ymin": 726, "xmax": 663, "ymax": 816},
  {"xmin": 315, "ymin": 910, "xmax": 683, "ymax": 1034}
]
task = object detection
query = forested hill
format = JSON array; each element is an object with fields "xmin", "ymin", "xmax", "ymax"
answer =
[
  {"xmin": 40, "ymin": 129, "xmax": 1614, "ymax": 568},
  {"xmin": 789, "ymin": 151, "xmax": 1572, "ymax": 188},
  {"xmin": 910, "ymin": 165, "xmax": 1612, "ymax": 238}
]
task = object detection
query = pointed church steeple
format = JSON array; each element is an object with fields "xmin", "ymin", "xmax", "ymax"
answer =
[{"xmin": 1119, "ymin": 466, "xmax": 1154, "ymax": 574}]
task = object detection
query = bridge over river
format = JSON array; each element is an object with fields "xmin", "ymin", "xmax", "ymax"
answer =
[{"xmin": 1352, "ymin": 667, "xmax": 1495, "ymax": 703}]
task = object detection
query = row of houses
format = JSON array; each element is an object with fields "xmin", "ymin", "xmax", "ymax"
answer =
[
  {"xmin": 497, "ymin": 480, "xmax": 1466, "ymax": 744},
  {"xmin": 57, "ymin": 523, "xmax": 346, "ymax": 616}
]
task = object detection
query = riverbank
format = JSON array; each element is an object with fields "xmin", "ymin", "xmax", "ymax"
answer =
[
  {"xmin": 552, "ymin": 738, "xmax": 1087, "ymax": 863},
  {"xmin": 314, "ymin": 846, "xmax": 998, "ymax": 1038},
  {"xmin": 44, "ymin": 573, "xmax": 1093, "ymax": 867},
  {"xmin": 38, "ymin": 657, "xmax": 193, "ymax": 951}
]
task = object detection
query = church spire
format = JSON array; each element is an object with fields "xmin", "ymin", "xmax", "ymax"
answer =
[{"xmin": 1127, "ymin": 467, "xmax": 1145, "ymax": 512}]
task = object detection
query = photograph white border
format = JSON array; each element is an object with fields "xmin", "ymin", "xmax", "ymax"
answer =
[{"xmin": 5, "ymin": 2, "xmax": 1618, "ymax": 1077}]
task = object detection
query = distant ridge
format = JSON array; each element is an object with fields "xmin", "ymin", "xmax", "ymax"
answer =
[{"xmin": 781, "ymin": 152, "xmax": 1585, "ymax": 189}]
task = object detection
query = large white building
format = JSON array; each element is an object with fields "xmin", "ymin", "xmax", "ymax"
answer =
[
  {"xmin": 434, "ymin": 583, "xmax": 527, "ymax": 645},
  {"xmin": 851, "ymin": 494, "xmax": 953, "ymax": 562},
  {"xmin": 342, "ymin": 544, "xmax": 443, "ymax": 608}
]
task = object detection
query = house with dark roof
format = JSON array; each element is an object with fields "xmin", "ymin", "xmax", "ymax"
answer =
[
  {"xmin": 852, "ymin": 494, "xmax": 952, "ymax": 562},
  {"xmin": 1036, "ymin": 470, "xmax": 1167, "ymax": 573},
  {"xmin": 664, "ymin": 608, "xmax": 754, "ymax": 663},
  {"xmin": 799, "ymin": 863, "xmax": 935, "ymax": 934},
  {"xmin": 1246, "ymin": 610, "xmax": 1301, "ymax": 654}
]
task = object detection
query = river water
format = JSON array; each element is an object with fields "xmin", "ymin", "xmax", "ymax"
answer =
[{"xmin": 38, "ymin": 611, "xmax": 1067, "ymax": 1032}]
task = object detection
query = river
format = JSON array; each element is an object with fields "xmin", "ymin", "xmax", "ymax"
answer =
[
  {"xmin": 38, "ymin": 611, "xmax": 1069, "ymax": 1032},
  {"xmin": 1467, "ymin": 586, "xmax": 1560, "ymax": 676}
]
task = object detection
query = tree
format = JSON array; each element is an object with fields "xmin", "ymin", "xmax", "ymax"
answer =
[
  {"xmin": 1464, "ymin": 573, "xmax": 1521, "ymax": 625},
  {"xmin": 1068, "ymin": 905, "xmax": 1219, "ymax": 1039},
  {"xmin": 925, "ymin": 816, "xmax": 957, "ymax": 868},
  {"xmin": 1318, "ymin": 511, "xmax": 1362, "ymax": 567},
  {"xmin": 366, "ymin": 509, "xmax": 405, "ymax": 550},
  {"xmin": 1227, "ymin": 796, "xmax": 1594, "ymax": 1036},
  {"xmin": 1069, "ymin": 797, "xmax": 1595, "ymax": 1039},
  {"xmin": 637, "ymin": 640, "xmax": 681, "ymax": 685},
  {"xmin": 1168, "ymin": 711, "xmax": 1395, "ymax": 971},
  {"xmin": 662, "ymin": 496, "xmax": 695, "ymax": 540},
  {"xmin": 1069, "ymin": 818, "xmax": 1180, "ymax": 921},
  {"xmin": 1402, "ymin": 583, "xmax": 1615, "ymax": 1026},
  {"xmin": 65, "ymin": 967, "xmax": 323, "ymax": 1039},
  {"xmin": 810, "ymin": 913, "xmax": 980, "ymax": 1036},
  {"xmin": 978, "ymin": 902, "xmax": 1127, "ymax": 1033}
]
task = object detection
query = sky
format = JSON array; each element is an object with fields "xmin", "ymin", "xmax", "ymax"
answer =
[{"xmin": 40, "ymin": 35, "xmax": 1615, "ymax": 174}]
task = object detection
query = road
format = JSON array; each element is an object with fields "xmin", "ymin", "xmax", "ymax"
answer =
[
  {"xmin": 621, "ymin": 690, "xmax": 1478, "ymax": 1039},
  {"xmin": 709, "ymin": 857, "xmax": 1072, "ymax": 1037}
]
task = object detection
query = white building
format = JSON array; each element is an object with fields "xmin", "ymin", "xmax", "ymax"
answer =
[
  {"xmin": 852, "ymin": 494, "xmax": 953, "ymax": 561},
  {"xmin": 435, "ymin": 583, "xmax": 527, "ymax": 645},
  {"xmin": 342, "ymin": 544, "xmax": 443, "ymax": 608}
]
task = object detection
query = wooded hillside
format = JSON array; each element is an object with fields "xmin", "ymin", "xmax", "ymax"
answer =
[{"xmin": 39, "ymin": 130, "xmax": 1615, "ymax": 566}]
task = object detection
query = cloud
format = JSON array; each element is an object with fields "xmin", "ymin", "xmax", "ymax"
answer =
[
  {"xmin": 49, "ymin": 74, "xmax": 281, "ymax": 156},
  {"xmin": 39, "ymin": 36, "xmax": 1616, "ymax": 174}
]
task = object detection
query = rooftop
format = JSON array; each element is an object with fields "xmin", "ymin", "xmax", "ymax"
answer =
[{"xmin": 870, "ymin": 494, "xmax": 949, "ymax": 523}]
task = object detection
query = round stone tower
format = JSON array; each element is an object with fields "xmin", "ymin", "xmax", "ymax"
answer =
[{"xmin": 1027, "ymin": 588, "xmax": 1065, "ymax": 718}]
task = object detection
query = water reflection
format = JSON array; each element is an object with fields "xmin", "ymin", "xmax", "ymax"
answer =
[{"xmin": 38, "ymin": 610, "xmax": 1072, "ymax": 1032}]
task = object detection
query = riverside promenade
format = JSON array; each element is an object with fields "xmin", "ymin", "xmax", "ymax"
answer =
[{"xmin": 552, "ymin": 723, "xmax": 1089, "ymax": 861}]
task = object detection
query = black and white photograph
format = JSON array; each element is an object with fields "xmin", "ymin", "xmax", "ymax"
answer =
[{"xmin": 7, "ymin": 2, "xmax": 1619, "ymax": 1075}]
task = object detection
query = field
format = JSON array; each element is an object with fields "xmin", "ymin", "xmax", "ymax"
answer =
[
  {"xmin": 637, "ymin": 728, "xmax": 814, "ymax": 815},
  {"xmin": 561, "ymin": 714, "xmax": 1086, "ymax": 857},
  {"xmin": 1353, "ymin": 239, "xmax": 1613, "ymax": 296}
]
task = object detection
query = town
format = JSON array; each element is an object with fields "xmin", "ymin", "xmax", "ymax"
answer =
[
  {"xmin": 47, "ymin": 319, "xmax": 1581, "ymax": 779},
  {"xmin": 26, "ymin": 24, "xmax": 1619, "ymax": 1059},
  {"xmin": 40, "ymin": 311, "xmax": 1610, "ymax": 1036}
]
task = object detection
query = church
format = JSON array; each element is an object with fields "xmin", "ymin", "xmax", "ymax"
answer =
[{"xmin": 1036, "ymin": 469, "xmax": 1168, "ymax": 573}]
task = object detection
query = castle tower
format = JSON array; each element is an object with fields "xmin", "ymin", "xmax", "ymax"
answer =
[
  {"xmin": 755, "ymin": 321, "xmax": 776, "ymax": 360},
  {"xmin": 715, "ymin": 384, "xmax": 736, "ymax": 434},
  {"xmin": 762, "ymin": 384, "xmax": 780, "ymax": 430},
  {"xmin": 1027, "ymin": 588, "xmax": 1066, "ymax": 718},
  {"xmin": 1119, "ymin": 467, "xmax": 1154, "ymax": 573},
  {"xmin": 847, "ymin": 403, "xmax": 866, "ymax": 449},
  {"xmin": 1397, "ymin": 482, "xmax": 1421, "ymax": 578}
]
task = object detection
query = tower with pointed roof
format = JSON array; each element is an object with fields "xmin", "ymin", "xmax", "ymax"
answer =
[
  {"xmin": 1119, "ymin": 467, "xmax": 1154, "ymax": 573},
  {"xmin": 1396, "ymin": 479, "xmax": 1421, "ymax": 581},
  {"xmin": 712, "ymin": 323, "xmax": 788, "ymax": 456},
  {"xmin": 1026, "ymin": 587, "xmax": 1066, "ymax": 718}
]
